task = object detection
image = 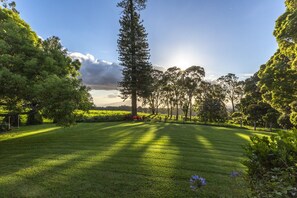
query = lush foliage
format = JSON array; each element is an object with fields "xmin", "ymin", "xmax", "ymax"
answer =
[
  {"xmin": 237, "ymin": 71, "xmax": 280, "ymax": 131},
  {"xmin": 196, "ymin": 82, "xmax": 227, "ymax": 123},
  {"xmin": 0, "ymin": 122, "xmax": 257, "ymax": 197},
  {"xmin": 243, "ymin": 131, "xmax": 297, "ymax": 197},
  {"xmin": 75, "ymin": 110, "xmax": 147, "ymax": 122},
  {"xmin": 0, "ymin": 7, "xmax": 92, "ymax": 126},
  {"xmin": 217, "ymin": 73, "xmax": 244, "ymax": 113},
  {"xmin": 258, "ymin": 0, "xmax": 297, "ymax": 128}
]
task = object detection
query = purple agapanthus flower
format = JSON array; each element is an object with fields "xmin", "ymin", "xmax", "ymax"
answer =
[
  {"xmin": 190, "ymin": 175, "xmax": 207, "ymax": 191},
  {"xmin": 230, "ymin": 171, "xmax": 240, "ymax": 178}
]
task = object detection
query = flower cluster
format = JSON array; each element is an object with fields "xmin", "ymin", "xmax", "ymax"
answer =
[
  {"xmin": 230, "ymin": 171, "xmax": 241, "ymax": 178},
  {"xmin": 190, "ymin": 175, "xmax": 207, "ymax": 191},
  {"xmin": 132, "ymin": 115, "xmax": 142, "ymax": 121}
]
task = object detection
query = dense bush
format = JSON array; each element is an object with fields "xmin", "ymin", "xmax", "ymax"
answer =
[
  {"xmin": 243, "ymin": 131, "xmax": 297, "ymax": 197},
  {"xmin": 196, "ymin": 98, "xmax": 228, "ymax": 123},
  {"xmin": 75, "ymin": 110, "xmax": 148, "ymax": 122},
  {"xmin": 0, "ymin": 123, "xmax": 10, "ymax": 132},
  {"xmin": 290, "ymin": 101, "xmax": 297, "ymax": 127},
  {"xmin": 278, "ymin": 114, "xmax": 293, "ymax": 129},
  {"xmin": 230, "ymin": 112, "xmax": 243, "ymax": 125},
  {"xmin": 26, "ymin": 111, "xmax": 43, "ymax": 125}
]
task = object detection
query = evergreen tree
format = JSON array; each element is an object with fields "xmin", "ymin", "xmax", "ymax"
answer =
[{"xmin": 117, "ymin": 0, "xmax": 152, "ymax": 116}]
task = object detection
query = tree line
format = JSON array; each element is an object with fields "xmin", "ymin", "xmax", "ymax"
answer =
[
  {"xmin": 1, "ymin": 0, "xmax": 296, "ymax": 130},
  {"xmin": 118, "ymin": 0, "xmax": 297, "ymax": 130},
  {"xmin": 142, "ymin": 68, "xmax": 245, "ymax": 122}
]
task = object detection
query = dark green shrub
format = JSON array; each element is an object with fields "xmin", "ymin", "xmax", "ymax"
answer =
[
  {"xmin": 243, "ymin": 131, "xmax": 297, "ymax": 197},
  {"xmin": 27, "ymin": 111, "xmax": 43, "ymax": 125},
  {"xmin": 290, "ymin": 112, "xmax": 297, "ymax": 127},
  {"xmin": 278, "ymin": 114, "xmax": 293, "ymax": 129},
  {"xmin": 230, "ymin": 112, "xmax": 243, "ymax": 125},
  {"xmin": 0, "ymin": 123, "xmax": 10, "ymax": 132}
]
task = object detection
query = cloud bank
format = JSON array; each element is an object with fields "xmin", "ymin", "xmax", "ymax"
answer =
[{"xmin": 69, "ymin": 52, "xmax": 122, "ymax": 90}]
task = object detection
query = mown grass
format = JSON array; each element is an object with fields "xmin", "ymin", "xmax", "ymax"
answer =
[{"xmin": 0, "ymin": 122, "xmax": 271, "ymax": 197}]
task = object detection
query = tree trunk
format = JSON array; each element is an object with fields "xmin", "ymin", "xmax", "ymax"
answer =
[
  {"xmin": 189, "ymin": 96, "xmax": 192, "ymax": 121},
  {"xmin": 231, "ymin": 99, "xmax": 235, "ymax": 113},
  {"xmin": 240, "ymin": 117, "xmax": 243, "ymax": 127},
  {"xmin": 130, "ymin": 0, "xmax": 137, "ymax": 117},
  {"xmin": 176, "ymin": 103, "xmax": 179, "ymax": 121},
  {"xmin": 131, "ymin": 90, "xmax": 137, "ymax": 116},
  {"xmin": 253, "ymin": 121, "xmax": 256, "ymax": 131},
  {"xmin": 156, "ymin": 94, "xmax": 159, "ymax": 114},
  {"xmin": 151, "ymin": 99, "xmax": 155, "ymax": 114},
  {"xmin": 151, "ymin": 108, "xmax": 155, "ymax": 115},
  {"xmin": 170, "ymin": 103, "xmax": 173, "ymax": 119},
  {"xmin": 185, "ymin": 107, "xmax": 188, "ymax": 121},
  {"xmin": 167, "ymin": 101, "xmax": 170, "ymax": 117},
  {"xmin": 269, "ymin": 122, "xmax": 272, "ymax": 132}
]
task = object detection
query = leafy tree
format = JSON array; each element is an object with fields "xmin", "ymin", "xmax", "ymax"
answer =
[
  {"xmin": 160, "ymin": 77, "xmax": 174, "ymax": 118},
  {"xmin": 245, "ymin": 102, "xmax": 271, "ymax": 131},
  {"xmin": 0, "ymin": 7, "xmax": 92, "ymax": 126},
  {"xmin": 217, "ymin": 73, "xmax": 243, "ymax": 113},
  {"xmin": 258, "ymin": 52, "xmax": 296, "ymax": 114},
  {"xmin": 0, "ymin": 0, "xmax": 18, "ymax": 13},
  {"xmin": 278, "ymin": 114, "xmax": 293, "ymax": 130},
  {"xmin": 274, "ymin": 0, "xmax": 297, "ymax": 66},
  {"xmin": 117, "ymin": 0, "xmax": 153, "ymax": 116},
  {"xmin": 262, "ymin": 108, "xmax": 280, "ymax": 132},
  {"xmin": 38, "ymin": 76, "xmax": 92, "ymax": 126},
  {"xmin": 258, "ymin": 0, "xmax": 297, "ymax": 127},
  {"xmin": 0, "ymin": 7, "xmax": 40, "ymax": 113},
  {"xmin": 142, "ymin": 69, "xmax": 163, "ymax": 114},
  {"xmin": 164, "ymin": 67, "xmax": 183, "ymax": 120},
  {"xmin": 183, "ymin": 66, "xmax": 205, "ymax": 120},
  {"xmin": 196, "ymin": 82, "xmax": 227, "ymax": 123},
  {"xmin": 238, "ymin": 72, "xmax": 280, "ymax": 130}
]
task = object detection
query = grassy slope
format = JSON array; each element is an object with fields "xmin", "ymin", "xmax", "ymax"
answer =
[{"xmin": 0, "ymin": 122, "xmax": 269, "ymax": 197}]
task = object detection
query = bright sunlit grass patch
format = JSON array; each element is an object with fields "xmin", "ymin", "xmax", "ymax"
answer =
[
  {"xmin": 0, "ymin": 125, "xmax": 60, "ymax": 141},
  {"xmin": 0, "ymin": 122, "xmax": 262, "ymax": 197}
]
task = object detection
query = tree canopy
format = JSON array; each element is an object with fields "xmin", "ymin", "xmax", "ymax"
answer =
[
  {"xmin": 0, "ymin": 7, "xmax": 92, "ymax": 126},
  {"xmin": 258, "ymin": 0, "xmax": 297, "ymax": 127}
]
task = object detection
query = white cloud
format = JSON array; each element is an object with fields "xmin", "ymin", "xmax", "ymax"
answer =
[{"xmin": 69, "ymin": 52, "xmax": 123, "ymax": 90}]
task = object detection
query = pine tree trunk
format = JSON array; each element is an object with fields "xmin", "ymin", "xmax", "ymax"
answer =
[
  {"xmin": 253, "ymin": 121, "xmax": 256, "ymax": 131},
  {"xmin": 132, "ymin": 90, "xmax": 137, "ymax": 116}
]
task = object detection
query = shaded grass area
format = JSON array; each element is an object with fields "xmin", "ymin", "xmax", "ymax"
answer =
[{"xmin": 0, "ymin": 122, "xmax": 269, "ymax": 197}]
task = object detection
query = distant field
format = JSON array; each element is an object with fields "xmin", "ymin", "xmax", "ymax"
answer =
[{"xmin": 0, "ymin": 122, "xmax": 270, "ymax": 197}]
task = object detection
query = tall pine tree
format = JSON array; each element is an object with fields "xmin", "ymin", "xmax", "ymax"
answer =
[{"xmin": 117, "ymin": 0, "xmax": 152, "ymax": 116}]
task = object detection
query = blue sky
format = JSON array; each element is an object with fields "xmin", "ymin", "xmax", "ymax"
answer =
[{"xmin": 15, "ymin": 0, "xmax": 285, "ymax": 106}]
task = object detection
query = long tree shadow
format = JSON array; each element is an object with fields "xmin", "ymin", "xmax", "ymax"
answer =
[
  {"xmin": 0, "ymin": 122, "xmax": 258, "ymax": 197},
  {"xmin": 0, "ymin": 122, "xmax": 151, "ymax": 197}
]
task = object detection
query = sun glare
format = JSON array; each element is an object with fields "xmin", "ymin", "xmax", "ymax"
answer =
[{"xmin": 169, "ymin": 52, "xmax": 198, "ymax": 69}]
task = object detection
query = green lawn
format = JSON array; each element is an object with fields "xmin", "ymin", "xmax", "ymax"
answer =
[{"xmin": 0, "ymin": 122, "xmax": 269, "ymax": 197}]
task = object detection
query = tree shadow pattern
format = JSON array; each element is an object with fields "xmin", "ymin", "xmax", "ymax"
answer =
[{"xmin": 0, "ymin": 122, "xmax": 260, "ymax": 197}]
